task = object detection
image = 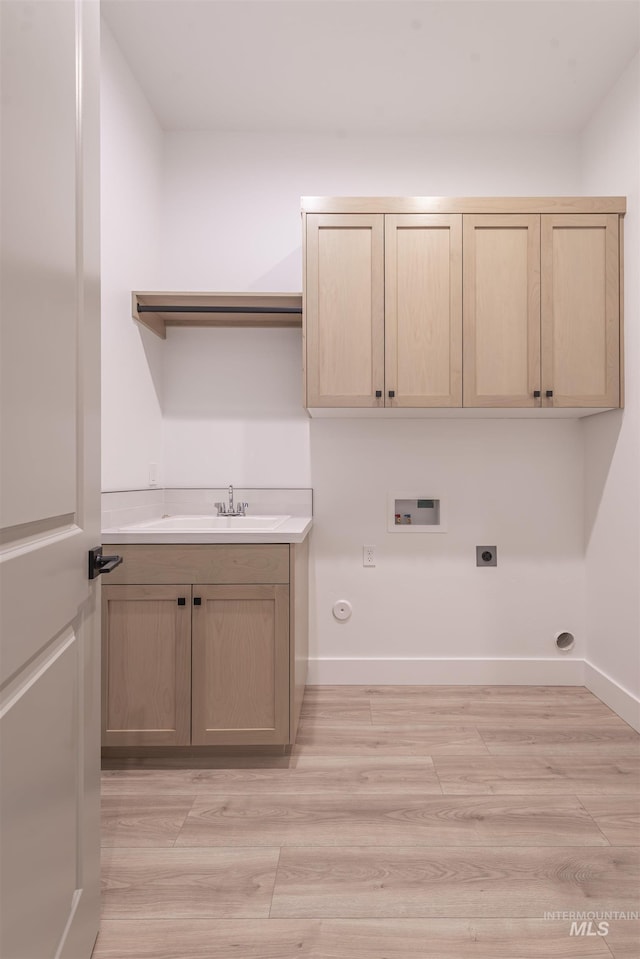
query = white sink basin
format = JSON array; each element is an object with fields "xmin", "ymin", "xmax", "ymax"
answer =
[{"xmin": 121, "ymin": 514, "xmax": 290, "ymax": 532}]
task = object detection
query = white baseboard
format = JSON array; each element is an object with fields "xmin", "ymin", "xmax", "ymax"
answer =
[
  {"xmin": 307, "ymin": 657, "xmax": 586, "ymax": 686},
  {"xmin": 584, "ymin": 660, "xmax": 640, "ymax": 731}
]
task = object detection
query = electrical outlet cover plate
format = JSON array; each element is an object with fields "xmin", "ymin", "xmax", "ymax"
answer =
[{"xmin": 476, "ymin": 545, "xmax": 497, "ymax": 567}]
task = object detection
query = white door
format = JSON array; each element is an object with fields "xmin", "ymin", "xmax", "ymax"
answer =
[{"xmin": 0, "ymin": 2, "xmax": 102, "ymax": 957}]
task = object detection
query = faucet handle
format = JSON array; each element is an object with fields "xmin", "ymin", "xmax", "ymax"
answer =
[
  {"xmin": 214, "ymin": 502, "xmax": 225, "ymax": 515},
  {"xmin": 239, "ymin": 502, "xmax": 249, "ymax": 515}
]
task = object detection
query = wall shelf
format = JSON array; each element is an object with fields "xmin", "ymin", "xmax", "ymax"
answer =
[{"xmin": 132, "ymin": 291, "xmax": 303, "ymax": 339}]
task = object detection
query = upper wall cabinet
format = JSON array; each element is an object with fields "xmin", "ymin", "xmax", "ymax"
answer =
[
  {"xmin": 463, "ymin": 214, "xmax": 541, "ymax": 408},
  {"xmin": 302, "ymin": 197, "xmax": 625, "ymax": 414},
  {"xmin": 541, "ymin": 214, "xmax": 620, "ymax": 408},
  {"xmin": 386, "ymin": 215, "xmax": 462, "ymax": 408},
  {"xmin": 305, "ymin": 213, "xmax": 384, "ymax": 407},
  {"xmin": 464, "ymin": 213, "xmax": 620, "ymax": 408},
  {"xmin": 305, "ymin": 212, "xmax": 462, "ymax": 407}
]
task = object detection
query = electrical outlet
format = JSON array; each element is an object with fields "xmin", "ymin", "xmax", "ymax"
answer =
[
  {"xmin": 363, "ymin": 545, "xmax": 375, "ymax": 567},
  {"xmin": 476, "ymin": 545, "xmax": 497, "ymax": 567}
]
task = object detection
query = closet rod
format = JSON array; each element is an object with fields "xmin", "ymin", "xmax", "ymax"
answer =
[{"xmin": 137, "ymin": 304, "xmax": 302, "ymax": 315}]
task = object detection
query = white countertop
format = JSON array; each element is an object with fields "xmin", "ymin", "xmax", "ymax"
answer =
[
  {"xmin": 102, "ymin": 515, "xmax": 312, "ymax": 545},
  {"xmin": 101, "ymin": 487, "xmax": 313, "ymax": 544}
]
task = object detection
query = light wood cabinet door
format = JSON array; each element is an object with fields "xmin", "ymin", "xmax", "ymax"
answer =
[
  {"xmin": 306, "ymin": 213, "xmax": 384, "ymax": 407},
  {"xmin": 541, "ymin": 214, "xmax": 620, "ymax": 408},
  {"xmin": 102, "ymin": 585, "xmax": 192, "ymax": 747},
  {"xmin": 191, "ymin": 584, "xmax": 290, "ymax": 745},
  {"xmin": 463, "ymin": 214, "xmax": 541, "ymax": 407},
  {"xmin": 385, "ymin": 214, "xmax": 462, "ymax": 407}
]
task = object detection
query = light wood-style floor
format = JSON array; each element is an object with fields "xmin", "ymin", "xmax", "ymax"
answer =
[{"xmin": 94, "ymin": 686, "xmax": 640, "ymax": 958}]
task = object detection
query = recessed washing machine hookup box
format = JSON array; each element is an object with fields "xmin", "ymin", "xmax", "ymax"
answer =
[{"xmin": 387, "ymin": 494, "xmax": 446, "ymax": 533}]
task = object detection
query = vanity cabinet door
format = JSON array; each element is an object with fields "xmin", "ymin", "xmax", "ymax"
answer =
[
  {"xmin": 102, "ymin": 585, "xmax": 192, "ymax": 746},
  {"xmin": 191, "ymin": 584, "xmax": 290, "ymax": 745}
]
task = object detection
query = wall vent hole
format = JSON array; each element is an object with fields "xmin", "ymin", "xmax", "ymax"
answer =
[{"xmin": 555, "ymin": 631, "xmax": 575, "ymax": 651}]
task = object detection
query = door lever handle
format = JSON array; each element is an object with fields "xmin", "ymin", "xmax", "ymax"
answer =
[{"xmin": 88, "ymin": 546, "xmax": 123, "ymax": 580}]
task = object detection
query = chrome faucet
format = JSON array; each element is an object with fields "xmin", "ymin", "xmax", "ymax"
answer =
[{"xmin": 214, "ymin": 485, "xmax": 248, "ymax": 516}]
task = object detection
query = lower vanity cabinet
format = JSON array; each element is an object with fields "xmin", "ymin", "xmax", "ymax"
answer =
[
  {"xmin": 191, "ymin": 583, "xmax": 290, "ymax": 745},
  {"xmin": 101, "ymin": 584, "xmax": 192, "ymax": 747},
  {"xmin": 101, "ymin": 543, "xmax": 307, "ymax": 753}
]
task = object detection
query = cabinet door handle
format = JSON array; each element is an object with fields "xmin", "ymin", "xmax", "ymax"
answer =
[
  {"xmin": 177, "ymin": 597, "xmax": 186, "ymax": 606},
  {"xmin": 546, "ymin": 390, "xmax": 554, "ymax": 398},
  {"xmin": 388, "ymin": 390, "xmax": 395, "ymax": 398},
  {"xmin": 193, "ymin": 597, "xmax": 202, "ymax": 606},
  {"xmin": 533, "ymin": 390, "xmax": 541, "ymax": 398},
  {"xmin": 375, "ymin": 390, "xmax": 382, "ymax": 398}
]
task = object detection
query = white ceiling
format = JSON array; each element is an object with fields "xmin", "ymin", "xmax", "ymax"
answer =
[{"xmin": 102, "ymin": 0, "xmax": 640, "ymax": 136}]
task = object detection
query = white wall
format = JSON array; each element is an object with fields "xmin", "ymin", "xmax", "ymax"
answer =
[
  {"xmin": 310, "ymin": 418, "xmax": 585, "ymax": 682},
  {"xmin": 158, "ymin": 130, "xmax": 588, "ymax": 682},
  {"xmin": 162, "ymin": 326, "xmax": 309, "ymax": 488},
  {"xmin": 580, "ymin": 54, "xmax": 640, "ymax": 725},
  {"xmin": 160, "ymin": 131, "xmax": 580, "ymax": 290},
  {"xmin": 100, "ymin": 22, "xmax": 164, "ymax": 491}
]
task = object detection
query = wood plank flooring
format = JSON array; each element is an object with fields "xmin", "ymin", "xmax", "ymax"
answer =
[{"xmin": 95, "ymin": 685, "xmax": 640, "ymax": 958}]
